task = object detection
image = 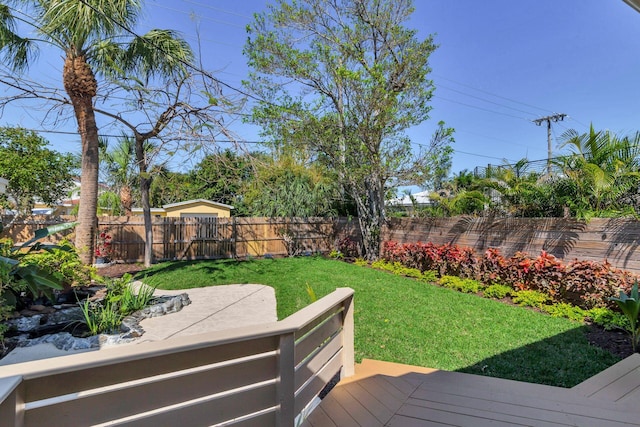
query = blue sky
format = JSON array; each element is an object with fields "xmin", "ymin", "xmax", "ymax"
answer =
[{"xmin": 4, "ymin": 0, "xmax": 640, "ymax": 178}]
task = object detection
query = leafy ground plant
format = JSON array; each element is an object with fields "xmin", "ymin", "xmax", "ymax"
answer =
[
  {"xmin": 609, "ymin": 281, "xmax": 640, "ymax": 351},
  {"xmin": 137, "ymin": 256, "xmax": 620, "ymax": 387},
  {"xmin": 80, "ymin": 275, "xmax": 157, "ymax": 335}
]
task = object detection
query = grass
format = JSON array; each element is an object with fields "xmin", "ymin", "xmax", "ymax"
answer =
[{"xmin": 136, "ymin": 256, "xmax": 620, "ymax": 387}]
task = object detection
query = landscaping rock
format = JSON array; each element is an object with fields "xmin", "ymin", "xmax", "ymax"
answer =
[{"xmin": 3, "ymin": 293, "xmax": 192, "ymax": 354}]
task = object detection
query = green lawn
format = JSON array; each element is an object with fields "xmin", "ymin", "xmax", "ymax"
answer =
[{"xmin": 136, "ymin": 256, "xmax": 620, "ymax": 387}]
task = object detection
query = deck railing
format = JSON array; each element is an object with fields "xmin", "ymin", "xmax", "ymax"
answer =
[{"xmin": 0, "ymin": 287, "xmax": 354, "ymax": 427}]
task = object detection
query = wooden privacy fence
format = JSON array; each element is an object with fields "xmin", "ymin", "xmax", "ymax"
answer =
[
  {"xmin": 6, "ymin": 215, "xmax": 640, "ymax": 274},
  {"xmin": 0, "ymin": 287, "xmax": 355, "ymax": 427},
  {"xmin": 383, "ymin": 217, "xmax": 640, "ymax": 275},
  {"xmin": 0, "ymin": 216, "xmax": 361, "ymax": 263}
]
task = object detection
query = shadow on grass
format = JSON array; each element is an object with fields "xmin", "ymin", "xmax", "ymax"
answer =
[
  {"xmin": 132, "ymin": 258, "xmax": 283, "ymax": 284},
  {"xmin": 456, "ymin": 326, "xmax": 620, "ymax": 388}
]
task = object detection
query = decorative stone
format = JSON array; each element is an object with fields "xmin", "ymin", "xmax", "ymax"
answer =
[
  {"xmin": 29, "ymin": 305, "xmax": 47, "ymax": 312},
  {"xmin": 3, "ymin": 293, "xmax": 191, "ymax": 352}
]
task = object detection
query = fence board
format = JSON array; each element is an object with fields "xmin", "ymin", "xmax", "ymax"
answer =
[
  {"xmin": 383, "ymin": 217, "xmax": 640, "ymax": 274},
  {"xmin": 7, "ymin": 215, "xmax": 640, "ymax": 274}
]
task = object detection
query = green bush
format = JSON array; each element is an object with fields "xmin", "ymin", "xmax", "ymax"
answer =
[
  {"xmin": 439, "ymin": 276, "xmax": 483, "ymax": 294},
  {"xmin": 483, "ymin": 284, "xmax": 512, "ymax": 299},
  {"xmin": 587, "ymin": 307, "xmax": 630, "ymax": 331},
  {"xmin": 512, "ymin": 290, "xmax": 550, "ymax": 308},
  {"xmin": 370, "ymin": 259, "xmax": 437, "ymax": 283},
  {"xmin": 22, "ymin": 240, "xmax": 95, "ymax": 288},
  {"xmin": 328, "ymin": 249, "xmax": 343, "ymax": 259},
  {"xmin": 419, "ymin": 270, "xmax": 438, "ymax": 283},
  {"xmin": 541, "ymin": 303, "xmax": 587, "ymax": 322},
  {"xmin": 353, "ymin": 258, "xmax": 368, "ymax": 267}
]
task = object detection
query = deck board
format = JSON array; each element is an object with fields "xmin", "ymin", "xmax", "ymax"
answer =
[
  {"xmin": 341, "ymin": 381, "xmax": 396, "ymax": 423},
  {"xmin": 573, "ymin": 354, "xmax": 640, "ymax": 397},
  {"xmin": 304, "ymin": 357, "xmax": 640, "ymax": 427}
]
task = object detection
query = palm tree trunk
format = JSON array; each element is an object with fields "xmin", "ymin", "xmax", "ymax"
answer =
[
  {"xmin": 74, "ymin": 100, "xmax": 100, "ymax": 264},
  {"xmin": 120, "ymin": 185, "xmax": 133, "ymax": 215},
  {"xmin": 64, "ymin": 54, "xmax": 99, "ymax": 264}
]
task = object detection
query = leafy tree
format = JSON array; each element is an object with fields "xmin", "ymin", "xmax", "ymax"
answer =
[
  {"xmin": 242, "ymin": 156, "xmax": 339, "ymax": 217},
  {"xmin": 245, "ymin": 0, "xmax": 452, "ymax": 260},
  {"xmin": 0, "ymin": 0, "xmax": 192, "ymax": 264},
  {"xmin": 189, "ymin": 150, "xmax": 256, "ymax": 213},
  {"xmin": 149, "ymin": 168, "xmax": 193, "ymax": 207},
  {"xmin": 0, "ymin": 127, "xmax": 75, "ymax": 215}
]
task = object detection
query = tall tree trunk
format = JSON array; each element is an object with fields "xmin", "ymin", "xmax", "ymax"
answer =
[
  {"xmin": 120, "ymin": 185, "xmax": 133, "ymax": 215},
  {"xmin": 140, "ymin": 175, "xmax": 153, "ymax": 267},
  {"xmin": 353, "ymin": 173, "xmax": 386, "ymax": 261},
  {"xmin": 135, "ymin": 134, "xmax": 154, "ymax": 267},
  {"xmin": 64, "ymin": 55, "xmax": 99, "ymax": 264}
]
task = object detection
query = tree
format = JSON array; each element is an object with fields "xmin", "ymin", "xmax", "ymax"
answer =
[
  {"xmin": 100, "ymin": 136, "xmax": 138, "ymax": 215},
  {"xmin": 0, "ymin": 0, "xmax": 192, "ymax": 264},
  {"xmin": 95, "ymin": 68, "xmax": 236, "ymax": 266},
  {"xmin": 150, "ymin": 168, "xmax": 193, "ymax": 207},
  {"xmin": 242, "ymin": 156, "xmax": 339, "ymax": 217},
  {"xmin": 245, "ymin": 0, "xmax": 452, "ymax": 259},
  {"xmin": 0, "ymin": 127, "xmax": 75, "ymax": 215},
  {"xmin": 189, "ymin": 150, "xmax": 256, "ymax": 212},
  {"xmin": 558, "ymin": 126, "xmax": 640, "ymax": 218}
]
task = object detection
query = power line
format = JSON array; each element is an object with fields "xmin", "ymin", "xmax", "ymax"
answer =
[
  {"xmin": 433, "ymin": 73, "xmax": 555, "ymax": 114},
  {"xmin": 436, "ymin": 96, "xmax": 531, "ymax": 121},
  {"xmin": 438, "ymin": 84, "xmax": 540, "ymax": 116},
  {"xmin": 179, "ymin": 0, "xmax": 253, "ymax": 19}
]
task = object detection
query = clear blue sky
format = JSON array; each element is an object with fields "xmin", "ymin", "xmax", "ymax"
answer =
[{"xmin": 4, "ymin": 0, "xmax": 640, "ymax": 177}]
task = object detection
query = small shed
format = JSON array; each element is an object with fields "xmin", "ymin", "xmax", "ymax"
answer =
[{"xmin": 132, "ymin": 199, "xmax": 234, "ymax": 218}]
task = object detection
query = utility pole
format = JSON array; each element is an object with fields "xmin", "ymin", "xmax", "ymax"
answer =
[{"xmin": 533, "ymin": 113, "xmax": 566, "ymax": 175}]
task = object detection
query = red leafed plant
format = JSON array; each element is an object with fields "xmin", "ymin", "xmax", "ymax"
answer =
[
  {"xmin": 95, "ymin": 232, "xmax": 112, "ymax": 258},
  {"xmin": 381, "ymin": 240, "xmax": 639, "ymax": 309}
]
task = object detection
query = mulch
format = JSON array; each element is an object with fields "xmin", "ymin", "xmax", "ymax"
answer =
[{"xmin": 97, "ymin": 263, "xmax": 148, "ymax": 279}]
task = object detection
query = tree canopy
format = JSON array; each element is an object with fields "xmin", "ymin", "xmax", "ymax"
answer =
[
  {"xmin": 0, "ymin": 127, "xmax": 76, "ymax": 215},
  {"xmin": 245, "ymin": 0, "xmax": 452, "ymax": 259}
]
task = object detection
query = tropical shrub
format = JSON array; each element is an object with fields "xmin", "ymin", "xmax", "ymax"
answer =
[
  {"xmin": 370, "ymin": 259, "xmax": 437, "ymax": 282},
  {"xmin": 541, "ymin": 303, "xmax": 587, "ymax": 322},
  {"xmin": 335, "ymin": 237, "xmax": 359, "ymax": 258},
  {"xmin": 353, "ymin": 258, "xmax": 368, "ymax": 267},
  {"xmin": 505, "ymin": 251, "xmax": 565, "ymax": 298},
  {"xmin": 22, "ymin": 239, "xmax": 95, "ymax": 288},
  {"xmin": 438, "ymin": 276, "xmax": 484, "ymax": 294},
  {"xmin": 608, "ymin": 282, "xmax": 640, "ymax": 351},
  {"xmin": 483, "ymin": 283, "xmax": 513, "ymax": 299},
  {"xmin": 382, "ymin": 241, "xmax": 637, "ymax": 310},
  {"xmin": 512, "ymin": 290, "xmax": 550, "ymax": 308},
  {"xmin": 563, "ymin": 260, "xmax": 635, "ymax": 310},
  {"xmin": 0, "ymin": 222, "xmax": 77, "ymax": 308},
  {"xmin": 587, "ymin": 307, "xmax": 630, "ymax": 331},
  {"xmin": 478, "ymin": 248, "xmax": 508, "ymax": 284}
]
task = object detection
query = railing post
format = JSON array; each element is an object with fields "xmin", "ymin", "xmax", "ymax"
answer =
[
  {"xmin": 276, "ymin": 332, "xmax": 295, "ymax": 427},
  {"xmin": 341, "ymin": 292, "xmax": 355, "ymax": 378},
  {"xmin": 0, "ymin": 376, "xmax": 25, "ymax": 427}
]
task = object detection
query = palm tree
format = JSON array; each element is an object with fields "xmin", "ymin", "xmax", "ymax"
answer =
[
  {"xmin": 100, "ymin": 136, "xmax": 137, "ymax": 215},
  {"xmin": 559, "ymin": 126, "xmax": 640, "ymax": 217},
  {"xmin": 0, "ymin": 1, "xmax": 191, "ymax": 263}
]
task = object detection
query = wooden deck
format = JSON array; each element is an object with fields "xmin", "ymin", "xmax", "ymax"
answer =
[{"xmin": 302, "ymin": 354, "xmax": 640, "ymax": 427}]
